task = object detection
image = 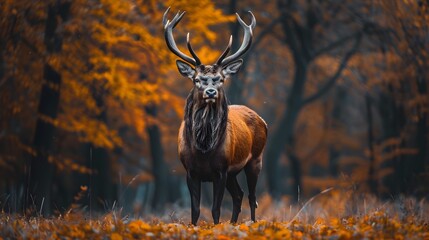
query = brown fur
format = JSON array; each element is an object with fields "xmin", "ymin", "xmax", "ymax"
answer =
[
  {"xmin": 197, "ymin": 65, "xmax": 218, "ymax": 74},
  {"xmin": 178, "ymin": 105, "xmax": 267, "ymax": 173}
]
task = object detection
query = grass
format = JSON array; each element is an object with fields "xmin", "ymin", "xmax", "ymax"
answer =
[{"xmin": 1, "ymin": 189, "xmax": 428, "ymax": 239}]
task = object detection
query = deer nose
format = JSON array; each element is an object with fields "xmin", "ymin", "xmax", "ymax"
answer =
[{"xmin": 205, "ymin": 88, "xmax": 217, "ymax": 98}]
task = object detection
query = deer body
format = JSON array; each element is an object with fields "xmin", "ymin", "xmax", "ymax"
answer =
[
  {"xmin": 163, "ymin": 8, "xmax": 267, "ymax": 225},
  {"xmin": 179, "ymin": 105, "xmax": 267, "ymax": 181}
]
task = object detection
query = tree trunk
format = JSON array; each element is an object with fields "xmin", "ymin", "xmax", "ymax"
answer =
[
  {"xmin": 400, "ymin": 3, "xmax": 429, "ymax": 197},
  {"xmin": 89, "ymin": 145, "xmax": 116, "ymax": 210},
  {"xmin": 378, "ymin": 84, "xmax": 403, "ymax": 196},
  {"xmin": 413, "ymin": 74, "xmax": 428, "ymax": 197},
  {"xmin": 26, "ymin": 64, "xmax": 61, "ymax": 215},
  {"xmin": 145, "ymin": 105, "xmax": 169, "ymax": 211},
  {"xmin": 288, "ymin": 152, "xmax": 302, "ymax": 202},
  {"xmin": 25, "ymin": 1, "xmax": 70, "ymax": 216},
  {"xmin": 328, "ymin": 87, "xmax": 345, "ymax": 177},
  {"xmin": 88, "ymin": 86, "xmax": 117, "ymax": 211},
  {"xmin": 365, "ymin": 94, "xmax": 377, "ymax": 194},
  {"xmin": 225, "ymin": 0, "xmax": 244, "ymax": 105},
  {"xmin": 265, "ymin": 61, "xmax": 307, "ymax": 200}
]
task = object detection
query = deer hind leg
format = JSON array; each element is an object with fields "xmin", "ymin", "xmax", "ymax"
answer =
[
  {"xmin": 244, "ymin": 156, "xmax": 262, "ymax": 222},
  {"xmin": 226, "ymin": 173, "xmax": 244, "ymax": 223}
]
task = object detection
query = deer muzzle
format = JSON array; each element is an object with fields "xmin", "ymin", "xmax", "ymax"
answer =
[{"xmin": 204, "ymin": 88, "xmax": 218, "ymax": 103}]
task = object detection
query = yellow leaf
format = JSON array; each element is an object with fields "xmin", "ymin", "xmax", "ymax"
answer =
[
  {"xmin": 217, "ymin": 235, "xmax": 229, "ymax": 240},
  {"xmin": 274, "ymin": 229, "xmax": 291, "ymax": 238},
  {"xmin": 238, "ymin": 223, "xmax": 249, "ymax": 231},
  {"xmin": 110, "ymin": 233, "xmax": 123, "ymax": 240}
]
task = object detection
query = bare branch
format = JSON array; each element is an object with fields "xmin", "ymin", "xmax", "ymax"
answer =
[
  {"xmin": 279, "ymin": 13, "xmax": 307, "ymax": 66},
  {"xmin": 312, "ymin": 31, "xmax": 361, "ymax": 58},
  {"xmin": 302, "ymin": 32, "xmax": 362, "ymax": 106},
  {"xmin": 252, "ymin": 17, "xmax": 281, "ymax": 49}
]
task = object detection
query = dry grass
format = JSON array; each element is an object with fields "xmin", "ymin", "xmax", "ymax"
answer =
[{"xmin": 1, "ymin": 189, "xmax": 428, "ymax": 239}]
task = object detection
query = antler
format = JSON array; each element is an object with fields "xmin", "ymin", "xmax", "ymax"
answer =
[
  {"xmin": 216, "ymin": 11, "xmax": 256, "ymax": 66},
  {"xmin": 163, "ymin": 7, "xmax": 201, "ymax": 66}
]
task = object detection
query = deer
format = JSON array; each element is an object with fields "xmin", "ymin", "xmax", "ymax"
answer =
[{"xmin": 163, "ymin": 8, "xmax": 267, "ymax": 225}]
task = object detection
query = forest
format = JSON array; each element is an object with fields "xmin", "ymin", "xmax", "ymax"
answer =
[{"xmin": 0, "ymin": 0, "xmax": 428, "ymax": 238}]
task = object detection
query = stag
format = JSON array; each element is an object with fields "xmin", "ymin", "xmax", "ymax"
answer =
[{"xmin": 163, "ymin": 8, "xmax": 267, "ymax": 225}]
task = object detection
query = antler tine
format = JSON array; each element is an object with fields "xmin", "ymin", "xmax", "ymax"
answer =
[
  {"xmin": 163, "ymin": 8, "xmax": 200, "ymax": 66},
  {"xmin": 249, "ymin": 11, "xmax": 256, "ymax": 29},
  {"xmin": 187, "ymin": 33, "xmax": 201, "ymax": 66},
  {"xmin": 215, "ymin": 35, "xmax": 233, "ymax": 66},
  {"xmin": 171, "ymin": 11, "xmax": 186, "ymax": 28},
  {"xmin": 219, "ymin": 11, "xmax": 256, "ymax": 66},
  {"xmin": 162, "ymin": 7, "xmax": 170, "ymax": 28}
]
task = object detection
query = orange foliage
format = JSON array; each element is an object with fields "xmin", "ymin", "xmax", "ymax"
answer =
[
  {"xmin": 0, "ymin": 0, "xmax": 233, "ymax": 179},
  {"xmin": 0, "ymin": 210, "xmax": 428, "ymax": 239}
]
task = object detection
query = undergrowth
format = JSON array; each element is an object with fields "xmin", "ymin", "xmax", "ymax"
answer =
[{"xmin": 1, "ymin": 189, "xmax": 428, "ymax": 239}]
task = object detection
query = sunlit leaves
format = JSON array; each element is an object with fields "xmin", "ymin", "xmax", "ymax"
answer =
[
  {"xmin": 0, "ymin": 0, "xmax": 239, "ymax": 180},
  {"xmin": 165, "ymin": 0, "xmax": 234, "ymax": 42}
]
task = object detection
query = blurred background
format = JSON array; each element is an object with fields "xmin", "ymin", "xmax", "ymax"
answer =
[{"xmin": 0, "ymin": 0, "xmax": 428, "ymax": 217}]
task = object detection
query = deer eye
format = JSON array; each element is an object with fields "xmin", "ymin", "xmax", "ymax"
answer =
[
  {"xmin": 213, "ymin": 76, "xmax": 221, "ymax": 82},
  {"xmin": 200, "ymin": 76, "xmax": 208, "ymax": 82}
]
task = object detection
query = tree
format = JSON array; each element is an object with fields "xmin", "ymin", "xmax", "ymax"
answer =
[
  {"xmin": 374, "ymin": 0, "xmax": 429, "ymax": 196},
  {"xmin": 26, "ymin": 1, "xmax": 71, "ymax": 215},
  {"xmin": 262, "ymin": 0, "xmax": 368, "ymax": 200}
]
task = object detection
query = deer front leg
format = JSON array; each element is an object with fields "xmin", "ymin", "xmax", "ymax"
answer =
[
  {"xmin": 187, "ymin": 172, "xmax": 201, "ymax": 225},
  {"xmin": 212, "ymin": 171, "xmax": 227, "ymax": 224}
]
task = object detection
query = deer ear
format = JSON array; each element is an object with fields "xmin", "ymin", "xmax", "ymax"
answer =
[
  {"xmin": 176, "ymin": 60, "xmax": 196, "ymax": 79},
  {"xmin": 222, "ymin": 59, "xmax": 243, "ymax": 78}
]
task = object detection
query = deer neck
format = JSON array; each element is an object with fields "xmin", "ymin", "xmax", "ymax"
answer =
[{"xmin": 184, "ymin": 88, "xmax": 228, "ymax": 153}]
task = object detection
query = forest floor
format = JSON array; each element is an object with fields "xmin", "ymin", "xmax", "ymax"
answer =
[{"xmin": 1, "ymin": 190, "xmax": 429, "ymax": 239}]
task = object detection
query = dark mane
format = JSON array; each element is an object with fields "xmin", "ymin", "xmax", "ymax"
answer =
[{"xmin": 184, "ymin": 88, "xmax": 228, "ymax": 153}]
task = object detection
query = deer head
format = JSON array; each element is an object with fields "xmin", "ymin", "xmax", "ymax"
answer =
[{"xmin": 163, "ymin": 8, "xmax": 256, "ymax": 104}]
